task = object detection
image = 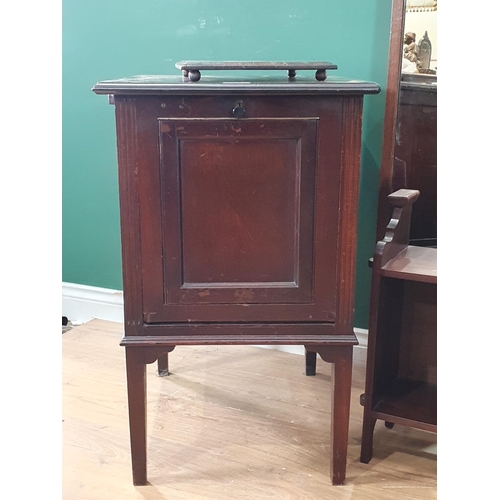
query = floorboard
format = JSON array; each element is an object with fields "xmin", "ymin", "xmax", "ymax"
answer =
[{"xmin": 62, "ymin": 319, "xmax": 437, "ymax": 499}]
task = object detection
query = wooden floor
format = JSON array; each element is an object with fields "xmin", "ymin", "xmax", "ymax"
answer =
[{"xmin": 62, "ymin": 319, "xmax": 437, "ymax": 499}]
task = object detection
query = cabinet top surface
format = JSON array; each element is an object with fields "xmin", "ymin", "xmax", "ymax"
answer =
[{"xmin": 92, "ymin": 74, "xmax": 380, "ymax": 96}]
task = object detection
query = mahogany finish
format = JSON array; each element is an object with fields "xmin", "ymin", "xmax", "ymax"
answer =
[
  {"xmin": 360, "ymin": 189, "xmax": 437, "ymax": 463},
  {"xmin": 394, "ymin": 75, "xmax": 437, "ymax": 246},
  {"xmin": 376, "ymin": 0, "xmax": 406, "ymax": 242},
  {"xmin": 174, "ymin": 60, "xmax": 338, "ymax": 82},
  {"xmin": 93, "ymin": 69, "xmax": 379, "ymax": 486},
  {"xmin": 376, "ymin": 0, "xmax": 437, "ymax": 246},
  {"xmin": 362, "ymin": 0, "xmax": 438, "ymax": 464}
]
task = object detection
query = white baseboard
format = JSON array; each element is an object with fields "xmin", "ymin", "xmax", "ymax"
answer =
[
  {"xmin": 62, "ymin": 282, "xmax": 368, "ymax": 354},
  {"xmin": 62, "ymin": 282, "xmax": 124, "ymax": 325},
  {"xmin": 354, "ymin": 327, "xmax": 368, "ymax": 351}
]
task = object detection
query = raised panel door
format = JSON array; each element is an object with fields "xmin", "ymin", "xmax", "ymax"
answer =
[{"xmin": 142, "ymin": 116, "xmax": 337, "ymax": 323}]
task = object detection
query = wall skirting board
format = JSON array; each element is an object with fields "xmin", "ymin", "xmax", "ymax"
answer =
[
  {"xmin": 62, "ymin": 282, "xmax": 126, "ymax": 325},
  {"xmin": 62, "ymin": 282, "xmax": 368, "ymax": 356}
]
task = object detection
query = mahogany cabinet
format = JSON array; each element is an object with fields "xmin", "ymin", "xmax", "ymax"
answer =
[{"xmin": 93, "ymin": 64, "xmax": 380, "ymax": 486}]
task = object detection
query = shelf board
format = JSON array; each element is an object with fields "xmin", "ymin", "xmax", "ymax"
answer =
[
  {"xmin": 372, "ymin": 377, "xmax": 437, "ymax": 432},
  {"xmin": 381, "ymin": 246, "xmax": 437, "ymax": 283}
]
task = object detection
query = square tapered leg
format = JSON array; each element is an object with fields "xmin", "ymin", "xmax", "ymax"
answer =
[{"xmin": 125, "ymin": 347, "xmax": 148, "ymax": 485}]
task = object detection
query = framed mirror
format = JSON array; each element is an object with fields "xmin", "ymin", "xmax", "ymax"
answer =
[{"xmin": 376, "ymin": 0, "xmax": 437, "ymax": 247}]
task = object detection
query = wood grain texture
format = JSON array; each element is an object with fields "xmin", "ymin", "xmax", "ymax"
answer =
[
  {"xmin": 395, "ymin": 80, "xmax": 437, "ymax": 246},
  {"xmin": 63, "ymin": 320, "xmax": 437, "ymax": 499},
  {"xmin": 361, "ymin": 193, "xmax": 437, "ymax": 462},
  {"xmin": 159, "ymin": 118, "xmax": 317, "ymax": 307},
  {"xmin": 336, "ymin": 97, "xmax": 363, "ymax": 336},
  {"xmin": 174, "ymin": 61, "xmax": 338, "ymax": 70},
  {"xmin": 381, "ymin": 246, "xmax": 437, "ymax": 283},
  {"xmin": 92, "ymin": 75, "xmax": 380, "ymax": 96},
  {"xmin": 115, "ymin": 97, "xmax": 143, "ymax": 335},
  {"xmin": 376, "ymin": 0, "xmax": 406, "ymax": 242},
  {"xmin": 133, "ymin": 94, "xmax": 347, "ymax": 326}
]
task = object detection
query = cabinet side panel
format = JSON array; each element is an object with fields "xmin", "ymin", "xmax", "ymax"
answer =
[
  {"xmin": 336, "ymin": 97, "xmax": 364, "ymax": 335},
  {"xmin": 115, "ymin": 97, "xmax": 143, "ymax": 334}
]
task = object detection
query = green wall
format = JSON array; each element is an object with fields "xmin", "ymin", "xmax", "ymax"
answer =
[{"xmin": 62, "ymin": 0, "xmax": 392, "ymax": 329}]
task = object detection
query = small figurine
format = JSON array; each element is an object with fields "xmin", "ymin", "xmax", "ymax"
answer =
[{"xmin": 403, "ymin": 32, "xmax": 422, "ymax": 69}]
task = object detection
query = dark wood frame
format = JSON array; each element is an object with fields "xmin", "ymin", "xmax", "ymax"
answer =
[
  {"xmin": 376, "ymin": 0, "xmax": 406, "ymax": 242},
  {"xmin": 360, "ymin": 189, "xmax": 437, "ymax": 463}
]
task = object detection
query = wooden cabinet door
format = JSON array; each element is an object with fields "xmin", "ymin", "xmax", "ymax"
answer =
[{"xmin": 141, "ymin": 115, "xmax": 339, "ymax": 324}]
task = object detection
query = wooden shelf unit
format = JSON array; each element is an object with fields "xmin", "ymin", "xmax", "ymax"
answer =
[{"xmin": 360, "ymin": 189, "xmax": 437, "ymax": 463}]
